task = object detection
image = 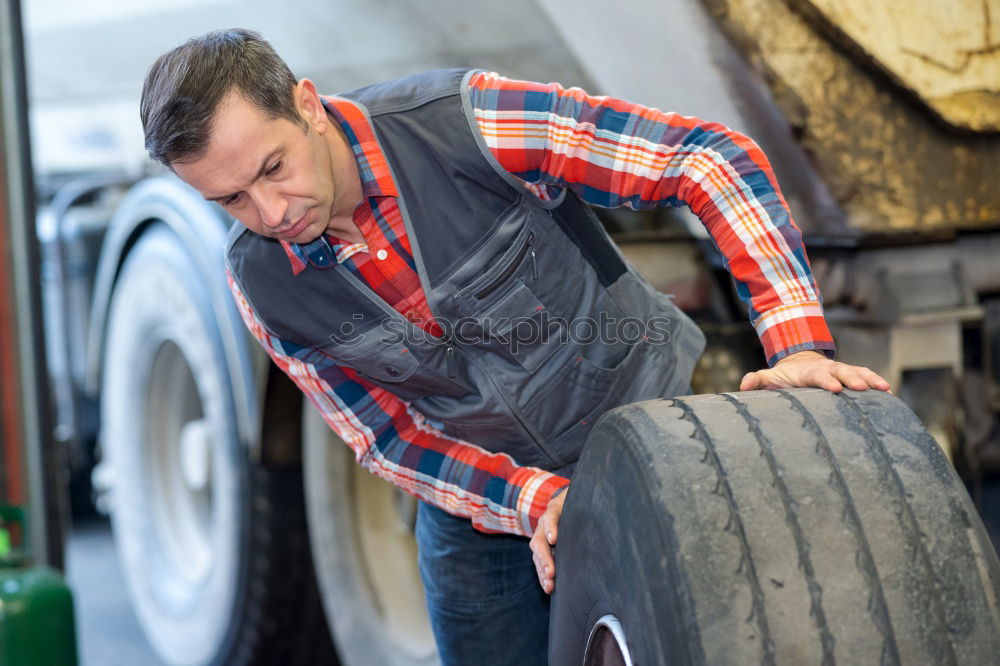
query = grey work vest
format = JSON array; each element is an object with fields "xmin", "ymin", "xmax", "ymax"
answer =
[{"xmin": 227, "ymin": 68, "xmax": 706, "ymax": 477}]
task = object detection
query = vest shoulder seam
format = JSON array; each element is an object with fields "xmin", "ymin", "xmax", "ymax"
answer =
[{"xmin": 367, "ymin": 89, "xmax": 461, "ymax": 116}]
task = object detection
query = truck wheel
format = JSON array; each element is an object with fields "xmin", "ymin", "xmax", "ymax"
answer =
[
  {"xmin": 550, "ymin": 388, "xmax": 1000, "ymax": 665},
  {"xmin": 303, "ymin": 402, "xmax": 438, "ymax": 666},
  {"xmin": 101, "ymin": 226, "xmax": 335, "ymax": 666}
]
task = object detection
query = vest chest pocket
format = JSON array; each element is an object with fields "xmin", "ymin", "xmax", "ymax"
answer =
[
  {"xmin": 520, "ymin": 337, "xmax": 662, "ymax": 450},
  {"xmin": 456, "ymin": 223, "xmax": 566, "ymax": 374},
  {"xmin": 320, "ymin": 328, "xmax": 469, "ymax": 400},
  {"xmin": 474, "ymin": 279, "xmax": 565, "ymax": 373},
  {"xmin": 321, "ymin": 330, "xmax": 421, "ymax": 381}
]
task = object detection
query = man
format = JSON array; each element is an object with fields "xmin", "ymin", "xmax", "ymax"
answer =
[{"xmin": 141, "ymin": 29, "xmax": 890, "ymax": 665}]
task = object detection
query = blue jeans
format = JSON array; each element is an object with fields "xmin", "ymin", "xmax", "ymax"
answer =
[{"xmin": 415, "ymin": 501, "xmax": 551, "ymax": 666}]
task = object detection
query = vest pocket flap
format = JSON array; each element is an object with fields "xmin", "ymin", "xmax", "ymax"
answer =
[
  {"xmin": 320, "ymin": 331, "xmax": 421, "ymax": 383},
  {"xmin": 357, "ymin": 349, "xmax": 420, "ymax": 383},
  {"xmin": 480, "ymin": 280, "xmax": 547, "ymax": 334},
  {"xmin": 457, "ymin": 221, "xmax": 536, "ymax": 310},
  {"xmin": 474, "ymin": 280, "xmax": 565, "ymax": 373}
]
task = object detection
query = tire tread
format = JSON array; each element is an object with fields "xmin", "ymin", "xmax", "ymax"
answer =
[
  {"xmin": 671, "ymin": 398, "xmax": 776, "ymax": 665},
  {"xmin": 778, "ymin": 390, "xmax": 899, "ymax": 664},
  {"xmin": 721, "ymin": 392, "xmax": 835, "ymax": 666},
  {"xmin": 839, "ymin": 392, "xmax": 958, "ymax": 666},
  {"xmin": 229, "ymin": 464, "xmax": 338, "ymax": 666}
]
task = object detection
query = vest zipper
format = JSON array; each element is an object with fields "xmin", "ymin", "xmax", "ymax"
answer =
[
  {"xmin": 466, "ymin": 229, "xmax": 560, "ymax": 464},
  {"xmin": 446, "ymin": 342, "xmax": 457, "ymax": 378},
  {"xmin": 474, "ymin": 230, "xmax": 535, "ymax": 299}
]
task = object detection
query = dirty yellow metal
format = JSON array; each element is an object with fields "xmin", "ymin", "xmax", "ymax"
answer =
[
  {"xmin": 703, "ymin": 0, "xmax": 1000, "ymax": 234},
  {"xmin": 791, "ymin": 0, "xmax": 1000, "ymax": 132}
]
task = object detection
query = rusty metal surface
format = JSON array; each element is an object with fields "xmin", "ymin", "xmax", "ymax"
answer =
[
  {"xmin": 703, "ymin": 0, "xmax": 1000, "ymax": 234},
  {"xmin": 790, "ymin": 0, "xmax": 1000, "ymax": 132}
]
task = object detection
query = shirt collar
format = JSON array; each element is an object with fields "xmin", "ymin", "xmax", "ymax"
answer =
[{"xmin": 279, "ymin": 94, "xmax": 398, "ymax": 275}]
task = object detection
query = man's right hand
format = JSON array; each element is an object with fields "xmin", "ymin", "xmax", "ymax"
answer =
[{"xmin": 529, "ymin": 487, "xmax": 568, "ymax": 594}]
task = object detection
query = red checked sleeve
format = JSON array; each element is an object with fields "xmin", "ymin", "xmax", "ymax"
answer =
[
  {"xmin": 227, "ymin": 271, "xmax": 568, "ymax": 537},
  {"xmin": 468, "ymin": 71, "xmax": 835, "ymax": 366}
]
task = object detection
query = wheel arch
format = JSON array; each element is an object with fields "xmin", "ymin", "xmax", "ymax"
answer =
[{"xmin": 85, "ymin": 175, "xmax": 264, "ymax": 456}]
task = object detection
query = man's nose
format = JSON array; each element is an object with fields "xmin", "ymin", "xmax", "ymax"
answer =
[{"xmin": 250, "ymin": 185, "xmax": 288, "ymax": 229}]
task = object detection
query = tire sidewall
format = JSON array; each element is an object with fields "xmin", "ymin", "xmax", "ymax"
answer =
[
  {"xmin": 549, "ymin": 416, "xmax": 700, "ymax": 666},
  {"xmin": 102, "ymin": 226, "xmax": 247, "ymax": 666}
]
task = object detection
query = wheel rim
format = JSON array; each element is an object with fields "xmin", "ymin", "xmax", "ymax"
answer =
[
  {"xmin": 303, "ymin": 401, "xmax": 437, "ymax": 665},
  {"xmin": 146, "ymin": 337, "xmax": 214, "ymax": 585},
  {"xmin": 583, "ymin": 614, "xmax": 633, "ymax": 666},
  {"xmin": 351, "ymin": 462, "xmax": 436, "ymax": 656}
]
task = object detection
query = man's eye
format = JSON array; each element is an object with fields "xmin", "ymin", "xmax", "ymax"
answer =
[
  {"xmin": 265, "ymin": 161, "xmax": 282, "ymax": 176},
  {"xmin": 223, "ymin": 193, "xmax": 241, "ymax": 206}
]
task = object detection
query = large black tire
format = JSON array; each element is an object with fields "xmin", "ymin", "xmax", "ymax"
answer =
[
  {"xmin": 101, "ymin": 226, "xmax": 335, "ymax": 665},
  {"xmin": 302, "ymin": 402, "xmax": 438, "ymax": 666},
  {"xmin": 550, "ymin": 388, "xmax": 1000, "ymax": 665}
]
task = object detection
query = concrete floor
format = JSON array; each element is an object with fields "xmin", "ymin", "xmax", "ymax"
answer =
[{"xmin": 66, "ymin": 516, "xmax": 165, "ymax": 666}]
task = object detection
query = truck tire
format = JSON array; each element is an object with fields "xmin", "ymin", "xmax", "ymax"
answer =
[
  {"xmin": 101, "ymin": 225, "xmax": 335, "ymax": 666},
  {"xmin": 549, "ymin": 388, "xmax": 1000, "ymax": 665},
  {"xmin": 302, "ymin": 402, "xmax": 439, "ymax": 666}
]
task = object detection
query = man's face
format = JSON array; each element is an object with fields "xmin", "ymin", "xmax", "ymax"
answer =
[{"xmin": 174, "ymin": 88, "xmax": 338, "ymax": 244}]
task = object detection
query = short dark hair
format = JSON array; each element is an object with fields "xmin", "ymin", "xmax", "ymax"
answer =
[{"xmin": 140, "ymin": 29, "xmax": 302, "ymax": 167}]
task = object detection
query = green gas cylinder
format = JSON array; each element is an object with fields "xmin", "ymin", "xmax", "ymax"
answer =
[{"xmin": 0, "ymin": 506, "xmax": 78, "ymax": 666}]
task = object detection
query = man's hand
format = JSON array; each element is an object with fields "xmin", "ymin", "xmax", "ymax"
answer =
[
  {"xmin": 529, "ymin": 487, "xmax": 567, "ymax": 595},
  {"xmin": 740, "ymin": 350, "xmax": 891, "ymax": 393}
]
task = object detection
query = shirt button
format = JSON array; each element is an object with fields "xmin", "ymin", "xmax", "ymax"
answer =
[
  {"xmin": 385, "ymin": 366, "xmax": 400, "ymax": 377},
  {"xmin": 376, "ymin": 249, "xmax": 388, "ymax": 260}
]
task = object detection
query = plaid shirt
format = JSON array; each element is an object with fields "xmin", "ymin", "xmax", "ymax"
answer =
[{"xmin": 227, "ymin": 71, "xmax": 835, "ymax": 537}]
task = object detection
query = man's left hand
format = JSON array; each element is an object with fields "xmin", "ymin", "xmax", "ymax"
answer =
[{"xmin": 739, "ymin": 350, "xmax": 891, "ymax": 393}]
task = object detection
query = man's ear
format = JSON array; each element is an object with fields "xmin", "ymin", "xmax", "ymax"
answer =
[{"xmin": 293, "ymin": 78, "xmax": 328, "ymax": 133}]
